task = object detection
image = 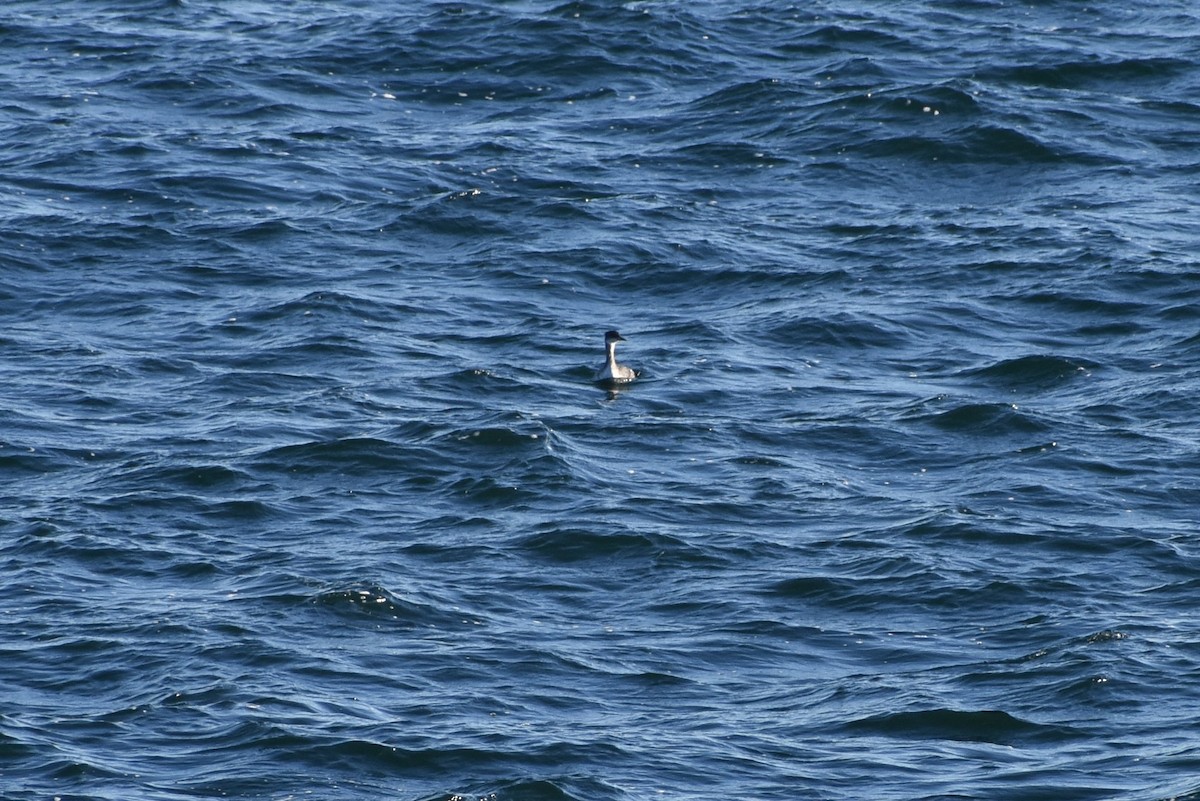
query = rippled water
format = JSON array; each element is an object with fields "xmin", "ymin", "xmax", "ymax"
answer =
[{"xmin": 4, "ymin": 2, "xmax": 1200, "ymax": 800}]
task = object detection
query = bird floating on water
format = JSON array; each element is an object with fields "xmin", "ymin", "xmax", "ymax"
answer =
[{"xmin": 594, "ymin": 330, "xmax": 638, "ymax": 384}]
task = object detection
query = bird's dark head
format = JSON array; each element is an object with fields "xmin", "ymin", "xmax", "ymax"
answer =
[{"xmin": 604, "ymin": 330, "xmax": 626, "ymax": 344}]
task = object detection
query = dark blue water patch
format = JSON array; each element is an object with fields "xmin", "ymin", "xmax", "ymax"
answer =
[
  {"xmin": 771, "ymin": 567, "xmax": 1061, "ymax": 621},
  {"xmin": 0, "ymin": 728, "xmax": 37, "ymax": 762},
  {"xmin": 961, "ymin": 354, "xmax": 1099, "ymax": 392},
  {"xmin": 1153, "ymin": 788, "xmax": 1200, "ymax": 801},
  {"xmin": 907, "ymin": 399, "xmax": 1050, "ymax": 437},
  {"xmin": 881, "ymin": 82, "xmax": 985, "ymax": 117},
  {"xmin": 311, "ymin": 737, "xmax": 625, "ymax": 779},
  {"xmin": 0, "ymin": 443, "xmax": 74, "ymax": 475},
  {"xmin": 951, "ymin": 628, "xmax": 1168, "ymax": 713},
  {"xmin": 113, "ymin": 462, "xmax": 250, "ymax": 491},
  {"xmin": 220, "ymin": 335, "xmax": 383, "ymax": 371},
  {"xmin": 442, "ymin": 475, "xmax": 546, "ymax": 508},
  {"xmin": 415, "ymin": 778, "xmax": 606, "ymax": 801},
  {"xmin": 665, "ymin": 140, "xmax": 791, "ymax": 173},
  {"xmin": 657, "ymin": 78, "xmax": 814, "ymax": 146},
  {"xmin": 514, "ymin": 523, "xmax": 716, "ymax": 567},
  {"xmin": 859, "ymin": 122, "xmax": 1102, "ymax": 166},
  {"xmin": 989, "ymin": 56, "xmax": 1194, "ymax": 93},
  {"xmin": 309, "ymin": 583, "xmax": 471, "ymax": 630},
  {"xmin": 1017, "ymin": 290, "xmax": 1157, "ymax": 322},
  {"xmin": 259, "ymin": 738, "xmax": 623, "ymax": 801},
  {"xmin": 249, "ymin": 436, "xmax": 434, "ymax": 476},
  {"xmin": 762, "ymin": 311, "xmax": 914, "ymax": 351},
  {"xmin": 390, "ymin": 188, "xmax": 534, "ymax": 239},
  {"xmin": 780, "ymin": 21, "xmax": 913, "ymax": 57},
  {"xmin": 840, "ymin": 708, "xmax": 1083, "ymax": 746}
]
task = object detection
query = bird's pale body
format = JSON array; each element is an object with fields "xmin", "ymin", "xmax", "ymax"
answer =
[{"xmin": 594, "ymin": 330, "xmax": 637, "ymax": 383}]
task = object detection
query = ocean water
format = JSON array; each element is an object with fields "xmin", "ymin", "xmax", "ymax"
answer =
[{"xmin": 3, "ymin": 2, "xmax": 1200, "ymax": 799}]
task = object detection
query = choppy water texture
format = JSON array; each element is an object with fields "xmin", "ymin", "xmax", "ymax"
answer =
[{"xmin": 4, "ymin": 2, "xmax": 1200, "ymax": 800}]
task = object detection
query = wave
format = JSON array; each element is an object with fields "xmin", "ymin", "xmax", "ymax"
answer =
[
  {"xmin": 859, "ymin": 123, "xmax": 1106, "ymax": 165},
  {"xmin": 841, "ymin": 708, "xmax": 1082, "ymax": 746},
  {"xmin": 309, "ymin": 583, "xmax": 468, "ymax": 629},
  {"xmin": 917, "ymin": 401, "xmax": 1049, "ymax": 436},
  {"xmin": 514, "ymin": 524, "xmax": 708, "ymax": 566},
  {"xmin": 963, "ymin": 354, "xmax": 1098, "ymax": 391},
  {"xmin": 988, "ymin": 56, "xmax": 1194, "ymax": 91},
  {"xmin": 763, "ymin": 312, "xmax": 913, "ymax": 350}
]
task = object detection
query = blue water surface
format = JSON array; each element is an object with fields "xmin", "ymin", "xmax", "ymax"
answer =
[{"xmin": 3, "ymin": 2, "xmax": 1200, "ymax": 800}]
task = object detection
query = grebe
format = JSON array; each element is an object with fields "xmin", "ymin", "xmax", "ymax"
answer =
[{"xmin": 594, "ymin": 330, "xmax": 638, "ymax": 383}]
